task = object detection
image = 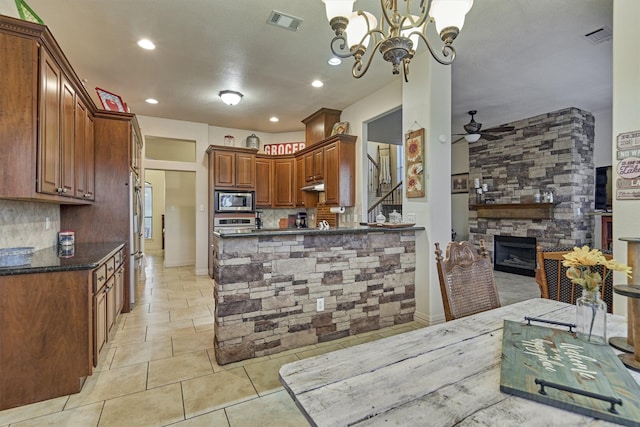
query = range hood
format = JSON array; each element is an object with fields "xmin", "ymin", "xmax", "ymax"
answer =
[{"xmin": 300, "ymin": 182, "xmax": 325, "ymax": 192}]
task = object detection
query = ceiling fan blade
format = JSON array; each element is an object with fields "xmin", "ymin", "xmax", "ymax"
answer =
[
  {"xmin": 483, "ymin": 125, "xmax": 515, "ymax": 133},
  {"xmin": 452, "ymin": 136, "xmax": 466, "ymax": 144},
  {"xmin": 480, "ymin": 133, "xmax": 501, "ymax": 141}
]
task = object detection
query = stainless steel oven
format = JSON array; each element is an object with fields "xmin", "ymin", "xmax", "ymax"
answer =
[
  {"xmin": 214, "ymin": 215, "xmax": 256, "ymax": 233},
  {"xmin": 214, "ymin": 190, "xmax": 255, "ymax": 213}
]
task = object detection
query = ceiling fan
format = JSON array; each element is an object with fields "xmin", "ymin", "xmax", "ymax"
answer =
[{"xmin": 453, "ymin": 110, "xmax": 515, "ymax": 144}]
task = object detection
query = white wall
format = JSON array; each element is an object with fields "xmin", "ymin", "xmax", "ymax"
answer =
[
  {"xmin": 451, "ymin": 140, "xmax": 470, "ymax": 241},
  {"xmin": 164, "ymin": 171, "xmax": 196, "ymax": 267},
  {"xmin": 593, "ymin": 108, "xmax": 613, "ymax": 167},
  {"xmin": 144, "ymin": 170, "xmax": 165, "ymax": 252},
  {"xmin": 611, "ymin": 0, "xmax": 640, "ymax": 316}
]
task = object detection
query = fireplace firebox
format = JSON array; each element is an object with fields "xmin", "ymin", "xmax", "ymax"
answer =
[{"xmin": 493, "ymin": 236, "xmax": 537, "ymax": 277}]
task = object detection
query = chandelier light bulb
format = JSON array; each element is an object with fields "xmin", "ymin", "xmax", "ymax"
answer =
[
  {"xmin": 429, "ymin": 0, "xmax": 474, "ymax": 35},
  {"xmin": 219, "ymin": 90, "xmax": 243, "ymax": 106}
]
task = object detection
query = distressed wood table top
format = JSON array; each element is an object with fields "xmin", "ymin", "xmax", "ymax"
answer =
[{"xmin": 279, "ymin": 298, "xmax": 640, "ymax": 427}]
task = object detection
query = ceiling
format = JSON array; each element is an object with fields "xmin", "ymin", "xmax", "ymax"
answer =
[{"xmin": 24, "ymin": 0, "xmax": 612, "ymax": 142}]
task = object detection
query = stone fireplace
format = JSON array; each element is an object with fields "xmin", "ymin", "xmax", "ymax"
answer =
[{"xmin": 469, "ymin": 107, "xmax": 595, "ymax": 259}]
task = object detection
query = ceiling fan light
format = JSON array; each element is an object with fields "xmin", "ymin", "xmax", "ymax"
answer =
[
  {"xmin": 465, "ymin": 133, "xmax": 481, "ymax": 143},
  {"xmin": 429, "ymin": 0, "xmax": 474, "ymax": 34},
  {"xmin": 219, "ymin": 90, "xmax": 243, "ymax": 106}
]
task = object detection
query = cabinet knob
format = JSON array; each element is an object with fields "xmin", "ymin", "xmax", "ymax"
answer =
[
  {"xmin": 56, "ymin": 187, "xmax": 63, "ymax": 193},
  {"xmin": 62, "ymin": 188, "xmax": 68, "ymax": 193}
]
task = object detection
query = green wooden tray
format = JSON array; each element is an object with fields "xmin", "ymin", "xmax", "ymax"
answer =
[{"xmin": 500, "ymin": 319, "xmax": 640, "ymax": 426}]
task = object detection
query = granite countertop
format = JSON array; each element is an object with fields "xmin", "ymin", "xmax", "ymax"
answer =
[
  {"xmin": 0, "ymin": 242, "xmax": 126, "ymax": 276},
  {"xmin": 214, "ymin": 224, "xmax": 424, "ymax": 238}
]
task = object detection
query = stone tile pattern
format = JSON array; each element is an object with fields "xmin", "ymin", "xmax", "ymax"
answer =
[
  {"xmin": 469, "ymin": 107, "xmax": 595, "ymax": 251},
  {"xmin": 212, "ymin": 230, "xmax": 416, "ymax": 364},
  {"xmin": 0, "ymin": 200, "xmax": 60, "ymax": 250}
]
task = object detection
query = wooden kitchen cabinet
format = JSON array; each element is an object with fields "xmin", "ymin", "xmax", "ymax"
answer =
[
  {"xmin": 305, "ymin": 148, "xmax": 324, "ymax": 183},
  {"xmin": 255, "ymin": 155, "xmax": 273, "ymax": 207},
  {"xmin": 295, "ymin": 155, "xmax": 315, "ymax": 207},
  {"xmin": 0, "ymin": 16, "xmax": 95, "ymax": 204},
  {"xmin": 208, "ymin": 146, "xmax": 257, "ymax": 189},
  {"xmin": 273, "ymin": 157, "xmax": 295, "ymax": 207},
  {"xmin": 323, "ymin": 139, "xmax": 355, "ymax": 206},
  {"xmin": 301, "ymin": 108, "xmax": 342, "ymax": 147},
  {"xmin": 74, "ymin": 98, "xmax": 95, "ymax": 200}
]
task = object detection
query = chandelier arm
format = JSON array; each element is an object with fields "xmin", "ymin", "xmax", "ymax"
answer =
[
  {"xmin": 378, "ymin": 0, "xmax": 395, "ymax": 30},
  {"xmin": 330, "ymin": 35, "xmax": 357, "ymax": 59},
  {"xmin": 413, "ymin": 31, "xmax": 456, "ymax": 65},
  {"xmin": 352, "ymin": 39, "xmax": 385, "ymax": 79}
]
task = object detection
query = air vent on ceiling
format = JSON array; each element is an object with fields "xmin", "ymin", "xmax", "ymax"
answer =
[
  {"xmin": 267, "ymin": 10, "xmax": 303, "ymax": 32},
  {"xmin": 585, "ymin": 26, "xmax": 612, "ymax": 45}
]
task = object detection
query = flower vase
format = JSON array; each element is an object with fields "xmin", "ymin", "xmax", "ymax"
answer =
[{"xmin": 575, "ymin": 288, "xmax": 607, "ymax": 345}]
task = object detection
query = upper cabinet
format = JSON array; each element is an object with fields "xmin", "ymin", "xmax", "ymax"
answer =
[
  {"xmin": 207, "ymin": 146, "xmax": 257, "ymax": 190},
  {"xmin": 301, "ymin": 108, "xmax": 341, "ymax": 147},
  {"xmin": 255, "ymin": 155, "xmax": 273, "ymax": 207},
  {"xmin": 130, "ymin": 120, "xmax": 142, "ymax": 177},
  {"xmin": 0, "ymin": 16, "xmax": 96, "ymax": 204}
]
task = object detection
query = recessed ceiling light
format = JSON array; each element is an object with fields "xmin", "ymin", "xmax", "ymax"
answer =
[
  {"xmin": 312, "ymin": 80, "xmax": 324, "ymax": 88},
  {"xmin": 270, "ymin": 117, "xmax": 279, "ymax": 122},
  {"xmin": 145, "ymin": 98, "xmax": 158, "ymax": 104},
  {"xmin": 328, "ymin": 57, "xmax": 342, "ymax": 66},
  {"xmin": 137, "ymin": 39, "xmax": 155, "ymax": 50}
]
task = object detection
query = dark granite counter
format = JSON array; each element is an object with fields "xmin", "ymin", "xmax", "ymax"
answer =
[
  {"xmin": 0, "ymin": 242, "xmax": 125, "ymax": 276},
  {"xmin": 214, "ymin": 224, "xmax": 424, "ymax": 238}
]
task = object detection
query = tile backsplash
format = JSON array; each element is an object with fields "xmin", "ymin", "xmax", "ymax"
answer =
[{"xmin": 0, "ymin": 200, "xmax": 60, "ymax": 250}]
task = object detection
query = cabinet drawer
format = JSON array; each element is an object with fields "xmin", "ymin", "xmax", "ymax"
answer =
[
  {"xmin": 105, "ymin": 256, "xmax": 116, "ymax": 278},
  {"xmin": 93, "ymin": 264, "xmax": 107, "ymax": 293},
  {"xmin": 114, "ymin": 249, "xmax": 123, "ymax": 267}
]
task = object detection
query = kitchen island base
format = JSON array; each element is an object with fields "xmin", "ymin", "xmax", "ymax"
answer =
[{"xmin": 212, "ymin": 227, "xmax": 421, "ymax": 364}]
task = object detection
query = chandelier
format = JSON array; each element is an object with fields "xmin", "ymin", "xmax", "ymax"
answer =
[{"xmin": 322, "ymin": 0, "xmax": 473, "ymax": 81}]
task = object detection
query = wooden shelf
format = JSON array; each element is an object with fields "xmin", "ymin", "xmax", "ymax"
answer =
[{"xmin": 473, "ymin": 203, "xmax": 553, "ymax": 220}]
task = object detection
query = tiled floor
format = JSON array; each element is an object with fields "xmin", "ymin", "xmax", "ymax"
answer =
[{"xmin": 0, "ymin": 253, "xmax": 539, "ymax": 427}]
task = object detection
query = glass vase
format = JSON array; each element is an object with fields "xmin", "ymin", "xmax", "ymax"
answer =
[{"xmin": 575, "ymin": 288, "xmax": 607, "ymax": 345}]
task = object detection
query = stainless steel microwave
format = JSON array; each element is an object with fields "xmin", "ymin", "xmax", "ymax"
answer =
[{"xmin": 214, "ymin": 191, "xmax": 255, "ymax": 213}]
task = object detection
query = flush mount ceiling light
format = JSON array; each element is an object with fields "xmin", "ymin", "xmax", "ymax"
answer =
[
  {"xmin": 322, "ymin": 0, "xmax": 473, "ymax": 81},
  {"xmin": 219, "ymin": 90, "xmax": 243, "ymax": 106}
]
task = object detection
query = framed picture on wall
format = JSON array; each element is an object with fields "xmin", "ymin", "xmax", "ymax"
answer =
[
  {"xmin": 95, "ymin": 87, "xmax": 127, "ymax": 112},
  {"xmin": 451, "ymin": 173, "xmax": 469, "ymax": 194},
  {"xmin": 405, "ymin": 128, "xmax": 425, "ymax": 198}
]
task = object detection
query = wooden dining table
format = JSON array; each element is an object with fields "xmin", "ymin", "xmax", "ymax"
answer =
[{"xmin": 279, "ymin": 298, "xmax": 640, "ymax": 426}]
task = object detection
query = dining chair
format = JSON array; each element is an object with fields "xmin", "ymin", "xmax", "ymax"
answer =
[
  {"xmin": 434, "ymin": 240, "xmax": 501, "ymax": 321},
  {"xmin": 535, "ymin": 246, "xmax": 614, "ymax": 313}
]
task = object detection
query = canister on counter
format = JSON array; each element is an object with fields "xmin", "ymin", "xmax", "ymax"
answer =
[{"xmin": 58, "ymin": 230, "xmax": 75, "ymax": 247}]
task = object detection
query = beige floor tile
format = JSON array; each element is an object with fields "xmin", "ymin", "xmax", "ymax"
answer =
[
  {"xmin": 10, "ymin": 401, "xmax": 103, "ymax": 427},
  {"xmin": 98, "ymin": 383, "xmax": 184, "ymax": 427},
  {"xmin": 170, "ymin": 304, "xmax": 212, "ymax": 322},
  {"xmin": 173, "ymin": 410, "xmax": 229, "ymax": 427},
  {"xmin": 149, "ymin": 298, "xmax": 189, "ymax": 312},
  {"xmin": 243, "ymin": 354, "xmax": 299, "ymax": 395},
  {"xmin": 66, "ymin": 363, "xmax": 148, "ymax": 409},
  {"xmin": 296, "ymin": 343, "xmax": 344, "ymax": 359},
  {"xmin": 146, "ymin": 318, "xmax": 196, "ymax": 341},
  {"xmin": 110, "ymin": 338, "xmax": 173, "ymax": 368},
  {"xmin": 208, "ymin": 349, "xmax": 272, "ymax": 372},
  {"xmin": 147, "ymin": 350, "xmax": 214, "ymax": 388},
  {"xmin": 108, "ymin": 325, "xmax": 147, "ymax": 345},
  {"xmin": 122, "ymin": 310, "xmax": 171, "ymax": 329},
  {"xmin": 182, "ymin": 368, "xmax": 257, "ymax": 418},
  {"xmin": 225, "ymin": 390, "xmax": 310, "ymax": 427},
  {"xmin": 167, "ymin": 289, "xmax": 206, "ymax": 300},
  {"xmin": 172, "ymin": 331, "xmax": 214, "ymax": 356},
  {"xmin": 193, "ymin": 316, "xmax": 214, "ymax": 332},
  {"xmin": 94, "ymin": 344, "xmax": 117, "ymax": 372},
  {"xmin": 0, "ymin": 396, "xmax": 68, "ymax": 426},
  {"xmin": 186, "ymin": 295, "xmax": 213, "ymax": 307}
]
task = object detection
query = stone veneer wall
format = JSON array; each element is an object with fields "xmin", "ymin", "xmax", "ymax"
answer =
[
  {"xmin": 212, "ymin": 230, "xmax": 416, "ymax": 364},
  {"xmin": 469, "ymin": 107, "xmax": 595, "ymax": 250}
]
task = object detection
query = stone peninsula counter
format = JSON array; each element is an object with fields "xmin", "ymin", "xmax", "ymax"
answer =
[{"xmin": 211, "ymin": 226, "xmax": 423, "ymax": 364}]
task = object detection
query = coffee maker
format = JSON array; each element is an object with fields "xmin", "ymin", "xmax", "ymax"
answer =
[
  {"xmin": 296, "ymin": 212, "xmax": 307, "ymax": 228},
  {"xmin": 255, "ymin": 211, "xmax": 263, "ymax": 229}
]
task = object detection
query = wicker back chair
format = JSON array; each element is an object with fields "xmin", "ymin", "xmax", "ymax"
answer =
[
  {"xmin": 535, "ymin": 246, "xmax": 614, "ymax": 313},
  {"xmin": 434, "ymin": 240, "xmax": 501, "ymax": 321}
]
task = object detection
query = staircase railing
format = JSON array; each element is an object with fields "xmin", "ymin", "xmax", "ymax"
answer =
[
  {"xmin": 367, "ymin": 181, "xmax": 403, "ymax": 223},
  {"xmin": 367, "ymin": 154, "xmax": 381, "ymax": 196}
]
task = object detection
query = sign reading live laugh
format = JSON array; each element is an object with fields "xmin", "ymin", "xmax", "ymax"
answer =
[
  {"xmin": 262, "ymin": 142, "xmax": 305, "ymax": 156},
  {"xmin": 616, "ymin": 131, "xmax": 640, "ymax": 200},
  {"xmin": 500, "ymin": 320, "xmax": 640, "ymax": 426}
]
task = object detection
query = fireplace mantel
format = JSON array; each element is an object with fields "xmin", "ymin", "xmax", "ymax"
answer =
[{"xmin": 472, "ymin": 203, "xmax": 553, "ymax": 220}]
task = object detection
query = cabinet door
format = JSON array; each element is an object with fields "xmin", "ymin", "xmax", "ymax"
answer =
[
  {"xmin": 130, "ymin": 123, "xmax": 142, "ymax": 176},
  {"xmin": 213, "ymin": 151, "xmax": 235, "ymax": 187},
  {"xmin": 84, "ymin": 114, "xmax": 95, "ymax": 200},
  {"xmin": 38, "ymin": 48, "xmax": 61, "ymax": 195},
  {"xmin": 273, "ymin": 158, "xmax": 294, "ymax": 207},
  {"xmin": 235, "ymin": 152, "xmax": 256, "ymax": 188},
  {"xmin": 304, "ymin": 153, "xmax": 314, "ymax": 183},
  {"xmin": 106, "ymin": 277, "xmax": 116, "ymax": 335},
  {"xmin": 255, "ymin": 157, "xmax": 272, "ymax": 207},
  {"xmin": 114, "ymin": 266, "xmax": 124, "ymax": 316},
  {"xmin": 312, "ymin": 149, "xmax": 324, "ymax": 181},
  {"xmin": 324, "ymin": 142, "xmax": 339, "ymax": 205},
  {"xmin": 60, "ymin": 76, "xmax": 76, "ymax": 197},
  {"xmin": 74, "ymin": 99, "xmax": 87, "ymax": 198},
  {"xmin": 93, "ymin": 286, "xmax": 107, "ymax": 367},
  {"xmin": 294, "ymin": 156, "xmax": 307, "ymax": 207}
]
